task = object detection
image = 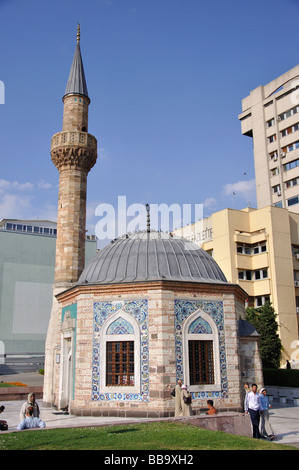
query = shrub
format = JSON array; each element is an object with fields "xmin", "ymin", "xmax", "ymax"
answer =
[{"xmin": 246, "ymin": 301, "xmax": 282, "ymax": 369}]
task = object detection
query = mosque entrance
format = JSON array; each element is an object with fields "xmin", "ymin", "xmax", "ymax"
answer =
[{"xmin": 59, "ymin": 335, "xmax": 73, "ymax": 410}]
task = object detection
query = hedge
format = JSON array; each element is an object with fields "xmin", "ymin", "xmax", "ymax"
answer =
[{"xmin": 263, "ymin": 369, "xmax": 299, "ymax": 388}]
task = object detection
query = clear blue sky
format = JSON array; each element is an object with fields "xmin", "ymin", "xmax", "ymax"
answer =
[{"xmin": 1, "ymin": 0, "xmax": 299, "ymax": 238}]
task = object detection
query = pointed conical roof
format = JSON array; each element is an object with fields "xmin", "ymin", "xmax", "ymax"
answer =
[{"xmin": 63, "ymin": 27, "xmax": 89, "ymax": 99}]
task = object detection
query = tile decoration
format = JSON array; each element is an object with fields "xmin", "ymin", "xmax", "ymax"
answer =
[
  {"xmin": 174, "ymin": 299, "xmax": 228, "ymax": 399},
  {"xmin": 188, "ymin": 316, "xmax": 212, "ymax": 334},
  {"xmin": 107, "ymin": 317, "xmax": 134, "ymax": 335},
  {"xmin": 92, "ymin": 299, "xmax": 149, "ymax": 402}
]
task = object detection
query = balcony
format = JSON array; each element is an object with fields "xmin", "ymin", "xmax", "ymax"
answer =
[{"xmin": 51, "ymin": 131, "xmax": 97, "ymax": 152}]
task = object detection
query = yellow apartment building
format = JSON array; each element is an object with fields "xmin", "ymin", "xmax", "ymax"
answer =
[{"xmin": 173, "ymin": 205, "xmax": 299, "ymax": 366}]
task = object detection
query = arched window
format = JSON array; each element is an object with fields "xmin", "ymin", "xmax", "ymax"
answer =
[
  {"xmin": 99, "ymin": 310, "xmax": 141, "ymax": 394},
  {"xmin": 182, "ymin": 310, "xmax": 221, "ymax": 393}
]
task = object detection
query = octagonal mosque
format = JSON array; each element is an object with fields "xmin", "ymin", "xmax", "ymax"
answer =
[{"xmin": 44, "ymin": 231, "xmax": 262, "ymax": 417}]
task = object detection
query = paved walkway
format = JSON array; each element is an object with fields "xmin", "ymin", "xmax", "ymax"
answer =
[{"xmin": 1, "ymin": 373, "xmax": 299, "ymax": 448}]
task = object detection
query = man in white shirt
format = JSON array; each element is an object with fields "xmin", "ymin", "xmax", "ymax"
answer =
[{"xmin": 244, "ymin": 383, "xmax": 263, "ymax": 438}]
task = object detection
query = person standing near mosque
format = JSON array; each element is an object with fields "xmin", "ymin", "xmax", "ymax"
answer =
[
  {"xmin": 180, "ymin": 384, "xmax": 192, "ymax": 416},
  {"xmin": 244, "ymin": 383, "xmax": 263, "ymax": 438},
  {"xmin": 259, "ymin": 387, "xmax": 276, "ymax": 440},
  {"xmin": 174, "ymin": 379, "xmax": 183, "ymax": 417}
]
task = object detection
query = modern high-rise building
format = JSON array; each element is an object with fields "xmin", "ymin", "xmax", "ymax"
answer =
[{"xmin": 239, "ymin": 65, "xmax": 299, "ymax": 212}]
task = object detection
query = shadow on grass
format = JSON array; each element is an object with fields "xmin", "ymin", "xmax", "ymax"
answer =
[{"xmin": 108, "ymin": 428, "xmax": 139, "ymax": 435}]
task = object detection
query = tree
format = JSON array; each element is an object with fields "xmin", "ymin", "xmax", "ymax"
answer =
[{"xmin": 245, "ymin": 301, "xmax": 282, "ymax": 369}]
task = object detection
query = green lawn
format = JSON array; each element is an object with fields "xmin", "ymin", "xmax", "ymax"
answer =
[{"xmin": 0, "ymin": 421, "xmax": 297, "ymax": 450}]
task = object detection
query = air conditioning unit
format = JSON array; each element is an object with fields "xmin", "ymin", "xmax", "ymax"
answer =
[
  {"xmin": 295, "ymin": 281, "xmax": 299, "ymax": 287},
  {"xmin": 281, "ymin": 152, "xmax": 286, "ymax": 158},
  {"xmin": 277, "ymin": 190, "xmax": 281, "ymax": 196},
  {"xmin": 277, "ymin": 116, "xmax": 282, "ymax": 121},
  {"xmin": 274, "ymin": 155, "xmax": 278, "ymax": 161},
  {"xmin": 296, "ymin": 253, "xmax": 299, "ymax": 260}
]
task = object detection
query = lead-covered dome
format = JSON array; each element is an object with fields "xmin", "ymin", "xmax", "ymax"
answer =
[{"xmin": 78, "ymin": 231, "xmax": 227, "ymax": 286}]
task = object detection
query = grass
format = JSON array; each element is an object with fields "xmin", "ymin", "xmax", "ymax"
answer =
[{"xmin": 0, "ymin": 421, "xmax": 297, "ymax": 450}]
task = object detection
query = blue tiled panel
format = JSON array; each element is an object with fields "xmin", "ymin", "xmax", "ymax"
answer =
[
  {"xmin": 174, "ymin": 299, "xmax": 228, "ymax": 399},
  {"xmin": 92, "ymin": 300, "xmax": 149, "ymax": 402}
]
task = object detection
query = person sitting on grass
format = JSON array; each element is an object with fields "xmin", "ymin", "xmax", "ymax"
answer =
[{"xmin": 17, "ymin": 406, "xmax": 46, "ymax": 430}]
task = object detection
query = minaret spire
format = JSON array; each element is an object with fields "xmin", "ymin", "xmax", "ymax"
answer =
[{"xmin": 64, "ymin": 24, "xmax": 88, "ymax": 101}]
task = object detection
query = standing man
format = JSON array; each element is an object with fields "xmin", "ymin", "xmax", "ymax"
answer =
[
  {"xmin": 174, "ymin": 379, "xmax": 183, "ymax": 417},
  {"xmin": 259, "ymin": 387, "xmax": 276, "ymax": 440},
  {"xmin": 244, "ymin": 383, "xmax": 263, "ymax": 439}
]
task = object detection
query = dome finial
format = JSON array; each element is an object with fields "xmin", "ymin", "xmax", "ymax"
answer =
[
  {"xmin": 77, "ymin": 23, "xmax": 80, "ymax": 44},
  {"xmin": 145, "ymin": 203, "xmax": 150, "ymax": 233}
]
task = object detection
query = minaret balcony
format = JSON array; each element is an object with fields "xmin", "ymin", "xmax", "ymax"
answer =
[
  {"xmin": 51, "ymin": 131, "xmax": 97, "ymax": 152},
  {"xmin": 51, "ymin": 130, "xmax": 97, "ymax": 172}
]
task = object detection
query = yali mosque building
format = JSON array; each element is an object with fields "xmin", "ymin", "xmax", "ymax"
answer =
[{"xmin": 43, "ymin": 27, "xmax": 262, "ymax": 417}]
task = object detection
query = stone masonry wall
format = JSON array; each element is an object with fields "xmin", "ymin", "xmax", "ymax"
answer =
[{"xmin": 49, "ymin": 283, "xmax": 248, "ymax": 417}]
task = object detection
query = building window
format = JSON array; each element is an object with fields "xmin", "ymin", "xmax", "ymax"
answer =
[
  {"xmin": 282, "ymin": 140, "xmax": 299, "ymax": 154},
  {"xmin": 252, "ymin": 243, "xmax": 267, "ymax": 254},
  {"xmin": 269, "ymin": 151, "xmax": 278, "ymax": 160},
  {"xmin": 285, "ymin": 178, "xmax": 299, "ymax": 189},
  {"xmin": 188, "ymin": 340, "xmax": 214, "ymax": 385},
  {"xmin": 267, "ymin": 118, "xmax": 275, "ymax": 127},
  {"xmin": 281, "ymin": 123, "xmax": 299, "ymax": 137},
  {"xmin": 273, "ymin": 184, "xmax": 281, "ymax": 195},
  {"xmin": 236, "ymin": 243, "xmax": 251, "ymax": 255},
  {"xmin": 254, "ymin": 268, "xmax": 268, "ymax": 280},
  {"xmin": 106, "ymin": 341, "xmax": 134, "ymax": 386},
  {"xmin": 288, "ymin": 195, "xmax": 299, "ymax": 207},
  {"xmin": 182, "ymin": 310, "xmax": 221, "ymax": 393},
  {"xmin": 271, "ymin": 167, "xmax": 279, "ymax": 176},
  {"xmin": 237, "ymin": 242, "xmax": 267, "ymax": 255},
  {"xmin": 292, "ymin": 245, "xmax": 299, "ymax": 257},
  {"xmin": 238, "ymin": 267, "xmax": 268, "ymax": 281},
  {"xmin": 99, "ymin": 310, "xmax": 141, "ymax": 395},
  {"xmin": 268, "ymin": 134, "xmax": 277, "ymax": 143},
  {"xmin": 278, "ymin": 105, "xmax": 299, "ymax": 121},
  {"xmin": 255, "ymin": 295, "xmax": 270, "ymax": 307},
  {"xmin": 238, "ymin": 270, "xmax": 252, "ymax": 280},
  {"xmin": 284, "ymin": 158, "xmax": 299, "ymax": 171}
]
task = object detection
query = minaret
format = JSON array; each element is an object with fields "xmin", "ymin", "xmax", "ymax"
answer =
[
  {"xmin": 44, "ymin": 26, "xmax": 97, "ymax": 407},
  {"xmin": 50, "ymin": 24, "xmax": 97, "ymax": 284}
]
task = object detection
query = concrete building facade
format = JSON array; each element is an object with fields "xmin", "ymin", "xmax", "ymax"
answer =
[
  {"xmin": 239, "ymin": 64, "xmax": 299, "ymax": 212},
  {"xmin": 173, "ymin": 205, "xmax": 299, "ymax": 366}
]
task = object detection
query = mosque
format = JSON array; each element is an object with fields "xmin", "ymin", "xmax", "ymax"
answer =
[{"xmin": 43, "ymin": 27, "xmax": 263, "ymax": 417}]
